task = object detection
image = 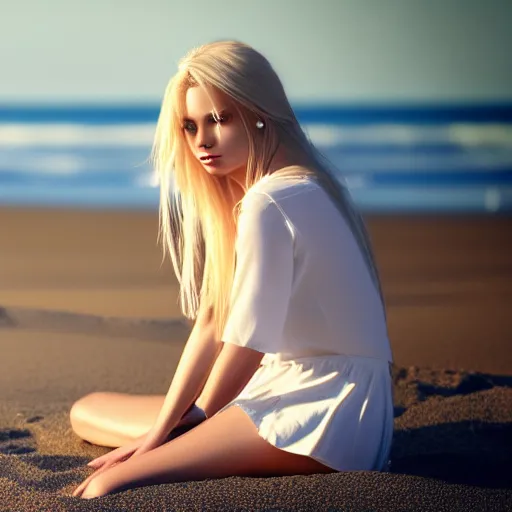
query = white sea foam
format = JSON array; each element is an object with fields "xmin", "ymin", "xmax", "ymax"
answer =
[
  {"xmin": 134, "ymin": 172, "xmax": 160, "ymax": 188},
  {"xmin": 0, "ymin": 121, "xmax": 510, "ymax": 191},
  {"xmin": 0, "ymin": 122, "xmax": 511, "ymax": 149},
  {"xmin": 0, "ymin": 153, "xmax": 85, "ymax": 175},
  {"xmin": 0, "ymin": 151, "xmax": 152, "ymax": 176},
  {"xmin": 305, "ymin": 123, "xmax": 512, "ymax": 147},
  {"xmin": 336, "ymin": 150, "xmax": 512, "ymax": 173},
  {"xmin": 0, "ymin": 123, "xmax": 157, "ymax": 147}
]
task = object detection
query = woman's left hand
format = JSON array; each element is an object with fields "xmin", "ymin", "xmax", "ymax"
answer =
[{"xmin": 73, "ymin": 429, "xmax": 168, "ymax": 499}]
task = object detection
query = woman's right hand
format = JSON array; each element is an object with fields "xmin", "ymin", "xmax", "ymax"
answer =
[
  {"xmin": 85, "ymin": 404, "xmax": 207, "ymax": 470},
  {"xmin": 72, "ymin": 433, "xmax": 147, "ymax": 497},
  {"xmin": 85, "ymin": 433, "xmax": 147, "ymax": 470}
]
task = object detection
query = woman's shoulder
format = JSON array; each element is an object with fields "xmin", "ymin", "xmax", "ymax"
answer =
[{"xmin": 245, "ymin": 167, "xmax": 321, "ymax": 206}]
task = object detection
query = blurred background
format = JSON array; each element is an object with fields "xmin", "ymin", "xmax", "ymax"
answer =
[
  {"xmin": 0, "ymin": 0, "xmax": 511, "ymax": 372},
  {"xmin": 0, "ymin": 0, "xmax": 511, "ymax": 212}
]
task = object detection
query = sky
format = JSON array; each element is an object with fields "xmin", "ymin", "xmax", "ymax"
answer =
[{"xmin": 1, "ymin": 0, "xmax": 511, "ymax": 104}]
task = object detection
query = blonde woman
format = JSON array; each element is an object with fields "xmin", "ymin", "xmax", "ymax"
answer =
[{"xmin": 70, "ymin": 40, "xmax": 394, "ymax": 500}]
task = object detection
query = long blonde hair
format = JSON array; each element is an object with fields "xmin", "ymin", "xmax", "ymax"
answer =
[{"xmin": 150, "ymin": 40, "xmax": 386, "ymax": 339}]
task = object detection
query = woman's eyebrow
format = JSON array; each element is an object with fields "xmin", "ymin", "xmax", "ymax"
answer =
[{"xmin": 182, "ymin": 109, "xmax": 229, "ymax": 122}]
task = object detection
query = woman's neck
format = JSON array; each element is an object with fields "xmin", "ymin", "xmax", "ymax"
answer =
[{"xmin": 240, "ymin": 148, "xmax": 307, "ymax": 186}]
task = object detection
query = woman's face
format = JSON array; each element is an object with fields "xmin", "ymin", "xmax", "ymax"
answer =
[{"xmin": 182, "ymin": 86, "xmax": 251, "ymax": 183}]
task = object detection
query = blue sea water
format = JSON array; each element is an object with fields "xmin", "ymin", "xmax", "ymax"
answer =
[{"xmin": 0, "ymin": 103, "xmax": 511, "ymax": 213}]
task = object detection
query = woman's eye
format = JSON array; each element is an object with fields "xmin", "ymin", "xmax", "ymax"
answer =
[
  {"xmin": 182, "ymin": 115, "xmax": 229, "ymax": 133},
  {"xmin": 183, "ymin": 122, "xmax": 196, "ymax": 133}
]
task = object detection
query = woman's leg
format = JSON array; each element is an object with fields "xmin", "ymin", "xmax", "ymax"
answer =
[
  {"xmin": 81, "ymin": 404, "xmax": 336, "ymax": 498},
  {"xmin": 70, "ymin": 392, "xmax": 166, "ymax": 447}
]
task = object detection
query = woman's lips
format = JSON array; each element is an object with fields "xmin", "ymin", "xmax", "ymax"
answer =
[{"xmin": 201, "ymin": 155, "xmax": 221, "ymax": 165}]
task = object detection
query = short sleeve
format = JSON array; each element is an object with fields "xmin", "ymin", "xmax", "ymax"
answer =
[{"xmin": 221, "ymin": 192, "xmax": 294, "ymax": 354}]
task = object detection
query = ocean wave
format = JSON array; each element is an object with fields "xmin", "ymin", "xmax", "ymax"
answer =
[
  {"xmin": 305, "ymin": 123, "xmax": 512, "ymax": 147},
  {"xmin": 327, "ymin": 150, "xmax": 512, "ymax": 173},
  {"xmin": 1, "ymin": 114, "xmax": 511, "ymax": 212},
  {"xmin": 1, "ymin": 122, "xmax": 511, "ymax": 149},
  {"xmin": 0, "ymin": 148, "xmax": 151, "ymax": 176},
  {"xmin": 0, "ymin": 123, "xmax": 156, "ymax": 147}
]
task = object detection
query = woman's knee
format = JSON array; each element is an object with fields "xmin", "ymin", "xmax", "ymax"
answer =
[
  {"xmin": 69, "ymin": 392, "xmax": 121, "ymax": 445},
  {"xmin": 69, "ymin": 392, "xmax": 106, "ymax": 427}
]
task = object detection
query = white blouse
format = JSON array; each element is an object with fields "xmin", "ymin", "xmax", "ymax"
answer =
[
  {"xmin": 222, "ymin": 172, "xmax": 393, "ymax": 365},
  {"xmin": 215, "ymin": 171, "xmax": 394, "ymax": 472}
]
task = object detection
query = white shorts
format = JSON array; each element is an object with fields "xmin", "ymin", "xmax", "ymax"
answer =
[{"xmin": 214, "ymin": 352, "xmax": 394, "ymax": 472}]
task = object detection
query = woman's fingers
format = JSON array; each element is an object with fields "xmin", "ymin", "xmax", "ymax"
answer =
[
  {"xmin": 73, "ymin": 470, "xmax": 101, "ymax": 497},
  {"xmin": 72, "ymin": 475, "xmax": 93, "ymax": 498},
  {"xmin": 87, "ymin": 446, "xmax": 133, "ymax": 468},
  {"xmin": 86, "ymin": 452, "xmax": 109, "ymax": 467},
  {"xmin": 86, "ymin": 434, "xmax": 148, "ymax": 469},
  {"xmin": 87, "ymin": 451, "xmax": 116, "ymax": 468},
  {"xmin": 72, "ymin": 462, "xmax": 118, "ymax": 497},
  {"xmin": 73, "ymin": 466, "xmax": 108, "ymax": 497},
  {"xmin": 76, "ymin": 434, "xmax": 150, "ymax": 495}
]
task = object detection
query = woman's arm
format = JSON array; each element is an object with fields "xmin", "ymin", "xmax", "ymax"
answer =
[
  {"xmin": 195, "ymin": 342, "xmax": 264, "ymax": 418},
  {"xmin": 150, "ymin": 304, "xmax": 222, "ymax": 440}
]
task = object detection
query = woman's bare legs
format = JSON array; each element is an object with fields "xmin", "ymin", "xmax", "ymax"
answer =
[
  {"xmin": 70, "ymin": 392, "xmax": 166, "ymax": 447},
  {"xmin": 79, "ymin": 404, "xmax": 336, "ymax": 499}
]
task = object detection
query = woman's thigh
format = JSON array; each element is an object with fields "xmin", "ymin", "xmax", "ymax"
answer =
[
  {"xmin": 70, "ymin": 392, "xmax": 166, "ymax": 447},
  {"xmin": 81, "ymin": 405, "xmax": 336, "ymax": 498}
]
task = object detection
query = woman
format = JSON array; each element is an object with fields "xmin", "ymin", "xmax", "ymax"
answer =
[{"xmin": 70, "ymin": 40, "xmax": 394, "ymax": 500}]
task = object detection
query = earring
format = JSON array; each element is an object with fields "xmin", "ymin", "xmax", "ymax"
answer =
[{"xmin": 256, "ymin": 120, "xmax": 265, "ymax": 129}]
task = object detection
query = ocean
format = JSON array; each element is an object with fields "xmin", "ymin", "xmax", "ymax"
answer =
[{"xmin": 1, "ymin": 103, "xmax": 511, "ymax": 213}]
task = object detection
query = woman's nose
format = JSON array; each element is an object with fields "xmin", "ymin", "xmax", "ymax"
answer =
[{"xmin": 196, "ymin": 127, "xmax": 216, "ymax": 149}]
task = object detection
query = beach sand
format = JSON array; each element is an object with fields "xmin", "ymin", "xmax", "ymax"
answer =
[{"xmin": 0, "ymin": 206, "xmax": 511, "ymax": 511}]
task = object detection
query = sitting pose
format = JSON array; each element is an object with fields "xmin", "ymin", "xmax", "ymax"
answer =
[{"xmin": 70, "ymin": 40, "xmax": 394, "ymax": 499}]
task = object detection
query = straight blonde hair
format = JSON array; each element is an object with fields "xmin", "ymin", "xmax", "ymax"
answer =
[{"xmin": 150, "ymin": 40, "xmax": 386, "ymax": 340}]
